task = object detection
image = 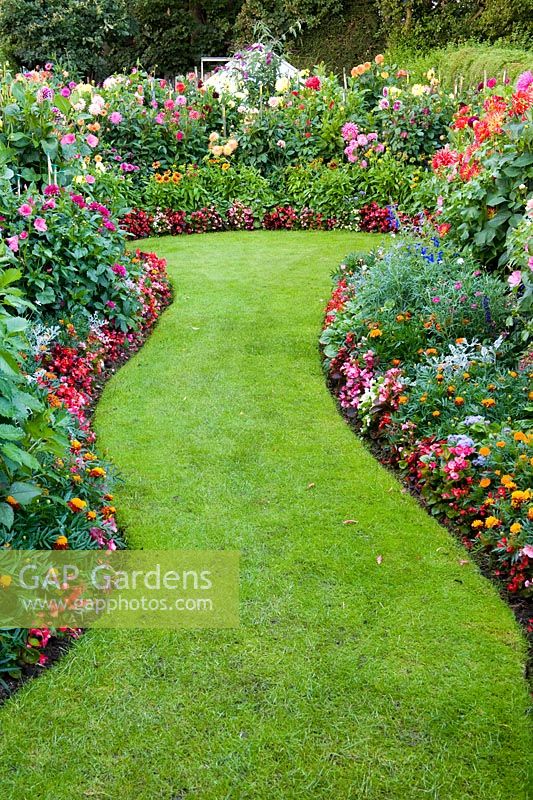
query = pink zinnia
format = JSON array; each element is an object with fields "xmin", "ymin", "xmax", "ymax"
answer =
[
  {"xmin": 18, "ymin": 203, "xmax": 32, "ymax": 217},
  {"xmin": 86, "ymin": 134, "xmax": 98, "ymax": 148},
  {"xmin": 61, "ymin": 133, "xmax": 76, "ymax": 146},
  {"xmin": 109, "ymin": 111, "xmax": 123, "ymax": 125},
  {"xmin": 188, "ymin": 109, "xmax": 200, "ymax": 120},
  {"xmin": 176, "ymin": 131, "xmax": 184, "ymax": 141},
  {"xmin": 34, "ymin": 217, "xmax": 47, "ymax": 233}
]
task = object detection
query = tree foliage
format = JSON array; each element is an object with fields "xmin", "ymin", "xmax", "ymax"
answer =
[
  {"xmin": 112, "ymin": 1, "xmax": 244, "ymax": 76},
  {"xmin": 0, "ymin": 0, "xmax": 132, "ymax": 79}
]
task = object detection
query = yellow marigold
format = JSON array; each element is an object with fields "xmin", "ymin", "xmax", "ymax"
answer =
[
  {"xmin": 398, "ymin": 395, "xmax": 409, "ymax": 405},
  {"xmin": 463, "ymin": 372, "xmax": 470, "ymax": 380},
  {"xmin": 221, "ymin": 162, "xmax": 230, "ymax": 171},
  {"xmin": 511, "ymin": 489, "xmax": 532, "ymax": 507},
  {"xmin": 501, "ymin": 474, "xmax": 516, "ymax": 487},
  {"xmin": 496, "ymin": 441, "xmax": 506, "ymax": 448},
  {"xmin": 71, "ymin": 439, "xmax": 82, "ymax": 451},
  {"xmin": 514, "ymin": 431, "xmax": 528, "ymax": 442},
  {"xmin": 420, "ymin": 394, "xmax": 428, "ymax": 403},
  {"xmin": 83, "ymin": 452, "xmax": 97, "ymax": 461},
  {"xmin": 6, "ymin": 495, "xmax": 18, "ymax": 507},
  {"xmin": 87, "ymin": 510, "xmax": 97, "ymax": 520},
  {"xmin": 484, "ymin": 516, "xmax": 501, "ymax": 529},
  {"xmin": 432, "ymin": 410, "xmax": 441, "ymax": 417},
  {"xmin": 479, "ymin": 478, "xmax": 491, "ymax": 488},
  {"xmin": 471, "ymin": 519, "xmax": 484, "ymax": 529},
  {"xmin": 479, "ymin": 446, "xmax": 491, "ymax": 457},
  {"xmin": 508, "ymin": 370, "xmax": 517, "ymax": 378},
  {"xmin": 454, "ymin": 396, "xmax": 464, "ymax": 406},
  {"xmin": 72, "ymin": 474, "xmax": 82, "ymax": 483},
  {"xmin": 528, "ymin": 507, "xmax": 533, "ymax": 520},
  {"xmin": 481, "ymin": 398, "xmax": 496, "ymax": 408},
  {"xmin": 447, "ymin": 385, "xmax": 456, "ymax": 394},
  {"xmin": 369, "ymin": 328, "xmax": 382, "ymax": 338},
  {"xmin": 88, "ymin": 467, "xmax": 106, "ymax": 478},
  {"xmin": 396, "ymin": 314, "xmax": 405, "ymax": 322},
  {"xmin": 510, "ymin": 522, "xmax": 522, "ymax": 534},
  {"xmin": 68, "ymin": 498, "xmax": 86, "ymax": 511}
]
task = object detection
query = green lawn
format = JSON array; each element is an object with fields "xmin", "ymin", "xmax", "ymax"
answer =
[{"xmin": 0, "ymin": 231, "xmax": 531, "ymax": 799}]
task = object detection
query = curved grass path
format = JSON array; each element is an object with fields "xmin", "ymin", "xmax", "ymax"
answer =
[{"xmin": 0, "ymin": 231, "xmax": 531, "ymax": 799}]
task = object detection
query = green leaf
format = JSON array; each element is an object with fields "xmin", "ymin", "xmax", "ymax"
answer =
[
  {"xmin": 0, "ymin": 424, "xmax": 24, "ymax": 441},
  {"xmin": 8, "ymin": 481, "xmax": 42, "ymax": 505},
  {"xmin": 0, "ymin": 503, "xmax": 14, "ymax": 529}
]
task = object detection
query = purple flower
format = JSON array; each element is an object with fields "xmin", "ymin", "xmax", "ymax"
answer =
[
  {"xmin": 60, "ymin": 87, "xmax": 71, "ymax": 98},
  {"xmin": 516, "ymin": 71, "xmax": 533, "ymax": 92},
  {"xmin": 109, "ymin": 111, "xmax": 123, "ymax": 125}
]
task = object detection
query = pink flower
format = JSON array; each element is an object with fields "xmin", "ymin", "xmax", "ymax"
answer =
[
  {"xmin": 188, "ymin": 109, "xmax": 200, "ymax": 120},
  {"xmin": 34, "ymin": 217, "xmax": 47, "ymax": 233},
  {"xmin": 432, "ymin": 296, "xmax": 441, "ymax": 303},
  {"xmin": 112, "ymin": 263, "xmax": 127, "ymax": 277},
  {"xmin": 175, "ymin": 131, "xmax": 184, "ymax": 141},
  {"xmin": 521, "ymin": 544, "xmax": 533, "ymax": 558},
  {"xmin": 86, "ymin": 134, "xmax": 98, "ymax": 148},
  {"xmin": 85, "ymin": 174, "xmax": 95, "ymax": 184},
  {"xmin": 175, "ymin": 95, "xmax": 186, "ymax": 106},
  {"xmin": 6, "ymin": 235, "xmax": 19, "ymax": 252},
  {"xmin": 109, "ymin": 111, "xmax": 123, "ymax": 124},
  {"xmin": 20, "ymin": 231, "xmax": 28, "ymax": 240},
  {"xmin": 164, "ymin": 98, "xmax": 175, "ymax": 109},
  {"xmin": 44, "ymin": 184, "xmax": 60, "ymax": 196},
  {"xmin": 508, "ymin": 270, "xmax": 523, "ymax": 288},
  {"xmin": 516, "ymin": 70, "xmax": 533, "ymax": 92},
  {"xmin": 486, "ymin": 77, "xmax": 497, "ymax": 89},
  {"xmin": 18, "ymin": 203, "xmax": 33, "ymax": 217},
  {"xmin": 155, "ymin": 113, "xmax": 165, "ymax": 124},
  {"xmin": 60, "ymin": 87, "xmax": 71, "ymax": 98},
  {"xmin": 42, "ymin": 199, "xmax": 56, "ymax": 210},
  {"xmin": 61, "ymin": 133, "xmax": 76, "ymax": 146},
  {"xmin": 529, "ymin": 256, "xmax": 533, "ymax": 271}
]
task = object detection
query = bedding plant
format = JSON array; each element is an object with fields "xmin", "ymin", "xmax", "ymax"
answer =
[{"xmin": 321, "ymin": 235, "xmax": 532, "ymax": 631}]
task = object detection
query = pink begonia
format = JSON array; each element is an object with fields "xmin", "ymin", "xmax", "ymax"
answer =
[
  {"xmin": 521, "ymin": 544, "xmax": 533, "ymax": 559},
  {"xmin": 34, "ymin": 217, "xmax": 47, "ymax": 232},
  {"xmin": 109, "ymin": 111, "xmax": 123, "ymax": 124},
  {"xmin": 6, "ymin": 235, "xmax": 19, "ymax": 252},
  {"xmin": 508, "ymin": 270, "xmax": 523, "ymax": 288},
  {"xmin": 61, "ymin": 133, "xmax": 76, "ymax": 146},
  {"xmin": 18, "ymin": 203, "xmax": 33, "ymax": 217},
  {"xmin": 86, "ymin": 134, "xmax": 98, "ymax": 148}
]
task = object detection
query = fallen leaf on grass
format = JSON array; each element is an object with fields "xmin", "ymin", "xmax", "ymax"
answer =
[
  {"xmin": 343, "ymin": 519, "xmax": 358, "ymax": 525},
  {"xmin": 306, "ymin": 482, "xmax": 315, "ymax": 490}
]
